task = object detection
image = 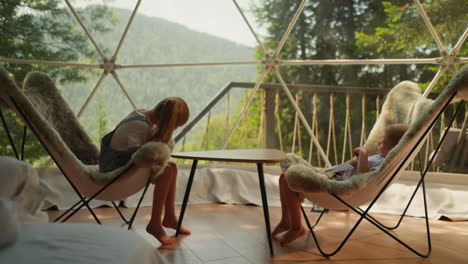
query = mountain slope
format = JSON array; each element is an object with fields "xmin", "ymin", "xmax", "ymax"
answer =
[{"xmin": 62, "ymin": 7, "xmax": 258, "ymax": 138}]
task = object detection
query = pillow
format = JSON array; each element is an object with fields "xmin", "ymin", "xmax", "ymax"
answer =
[
  {"xmin": 0, "ymin": 198, "xmax": 18, "ymax": 249},
  {"xmin": 0, "ymin": 157, "xmax": 30, "ymax": 198},
  {"xmin": 0, "ymin": 156, "xmax": 47, "ymax": 222}
]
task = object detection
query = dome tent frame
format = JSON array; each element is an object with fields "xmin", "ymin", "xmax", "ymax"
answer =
[
  {"xmin": 0, "ymin": 0, "xmax": 466, "ymax": 167},
  {"xmin": 0, "ymin": 0, "xmax": 467, "ymax": 258}
]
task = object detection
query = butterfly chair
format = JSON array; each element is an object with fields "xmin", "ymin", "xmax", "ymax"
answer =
[
  {"xmin": 281, "ymin": 65, "xmax": 468, "ymax": 258},
  {"xmin": 0, "ymin": 67, "xmax": 171, "ymax": 229}
]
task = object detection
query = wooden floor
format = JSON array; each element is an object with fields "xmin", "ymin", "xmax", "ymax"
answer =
[{"xmin": 47, "ymin": 204, "xmax": 468, "ymax": 264}]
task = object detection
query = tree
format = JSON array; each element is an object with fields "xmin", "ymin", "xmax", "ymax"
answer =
[
  {"xmin": 356, "ymin": 0, "xmax": 467, "ymax": 91},
  {"xmin": 0, "ymin": 1, "xmax": 114, "ymax": 164},
  {"xmin": 245, "ymin": 0, "xmax": 465, "ymax": 164},
  {"xmin": 355, "ymin": 0, "xmax": 468, "ymax": 146},
  {"xmin": 91, "ymin": 95, "xmax": 109, "ymax": 144},
  {"xmin": 251, "ymin": 0, "xmax": 387, "ymax": 158}
]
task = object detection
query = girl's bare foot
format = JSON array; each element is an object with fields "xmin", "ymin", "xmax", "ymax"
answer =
[
  {"xmin": 279, "ymin": 227, "xmax": 306, "ymax": 246},
  {"xmin": 162, "ymin": 218, "xmax": 191, "ymax": 235},
  {"xmin": 272, "ymin": 221, "xmax": 290, "ymax": 238},
  {"xmin": 146, "ymin": 224, "xmax": 176, "ymax": 245}
]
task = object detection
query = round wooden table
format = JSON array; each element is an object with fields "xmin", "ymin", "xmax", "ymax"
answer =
[{"xmin": 171, "ymin": 148, "xmax": 286, "ymax": 255}]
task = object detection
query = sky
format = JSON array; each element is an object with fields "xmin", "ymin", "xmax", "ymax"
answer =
[{"xmin": 74, "ymin": 0, "xmax": 264, "ymax": 47}]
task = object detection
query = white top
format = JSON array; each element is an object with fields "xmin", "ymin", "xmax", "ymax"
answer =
[{"xmin": 326, "ymin": 154, "xmax": 385, "ymax": 180}]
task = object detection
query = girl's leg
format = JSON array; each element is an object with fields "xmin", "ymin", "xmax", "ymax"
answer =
[
  {"xmin": 162, "ymin": 162, "xmax": 191, "ymax": 234},
  {"xmin": 272, "ymin": 173, "xmax": 291, "ymax": 237},
  {"xmin": 146, "ymin": 165, "xmax": 177, "ymax": 245},
  {"xmin": 163, "ymin": 162, "xmax": 177, "ymax": 218},
  {"xmin": 279, "ymin": 175, "xmax": 306, "ymax": 246}
]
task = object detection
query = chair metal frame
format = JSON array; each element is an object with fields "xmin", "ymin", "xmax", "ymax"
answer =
[
  {"xmin": 0, "ymin": 106, "xmax": 27, "ymax": 161},
  {"xmin": 300, "ymin": 96, "xmax": 464, "ymax": 258},
  {"xmin": 1, "ymin": 96, "xmax": 151, "ymax": 230}
]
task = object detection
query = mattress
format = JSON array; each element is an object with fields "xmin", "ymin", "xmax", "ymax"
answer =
[{"xmin": 0, "ymin": 222, "xmax": 159, "ymax": 264}]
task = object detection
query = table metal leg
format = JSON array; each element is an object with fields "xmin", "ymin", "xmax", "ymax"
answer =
[
  {"xmin": 257, "ymin": 163, "xmax": 274, "ymax": 255},
  {"xmin": 176, "ymin": 159, "xmax": 198, "ymax": 236}
]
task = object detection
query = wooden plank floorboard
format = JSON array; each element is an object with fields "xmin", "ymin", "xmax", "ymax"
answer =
[
  {"xmin": 47, "ymin": 204, "xmax": 468, "ymax": 264},
  {"xmin": 205, "ymin": 256, "xmax": 252, "ymax": 264}
]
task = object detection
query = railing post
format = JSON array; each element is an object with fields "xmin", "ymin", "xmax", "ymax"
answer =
[{"xmin": 265, "ymin": 88, "xmax": 277, "ymax": 149}]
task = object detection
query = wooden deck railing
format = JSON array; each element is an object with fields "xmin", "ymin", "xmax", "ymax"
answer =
[{"xmin": 175, "ymin": 82, "xmax": 467, "ymax": 174}]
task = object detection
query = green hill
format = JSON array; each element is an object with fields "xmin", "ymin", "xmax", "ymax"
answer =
[{"xmin": 62, "ymin": 7, "xmax": 257, "ymax": 141}]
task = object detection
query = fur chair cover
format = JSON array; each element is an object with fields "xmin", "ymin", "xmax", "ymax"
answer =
[
  {"xmin": 283, "ymin": 65, "xmax": 468, "ymax": 201},
  {"xmin": 85, "ymin": 141, "xmax": 171, "ymax": 183},
  {"xmin": 22, "ymin": 73, "xmax": 100, "ymax": 165},
  {"xmin": 129, "ymin": 142, "xmax": 170, "ymax": 183},
  {"xmin": 0, "ymin": 68, "xmax": 171, "ymax": 185}
]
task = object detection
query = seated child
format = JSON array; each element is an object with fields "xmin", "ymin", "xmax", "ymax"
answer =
[
  {"xmin": 328, "ymin": 124, "xmax": 409, "ymax": 181},
  {"xmin": 272, "ymin": 123, "xmax": 408, "ymax": 246}
]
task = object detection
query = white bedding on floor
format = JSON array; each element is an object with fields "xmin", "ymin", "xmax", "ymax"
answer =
[
  {"xmin": 0, "ymin": 156, "xmax": 160, "ymax": 264},
  {"xmin": 0, "ymin": 222, "xmax": 159, "ymax": 264},
  {"xmin": 39, "ymin": 163, "xmax": 468, "ymax": 219}
]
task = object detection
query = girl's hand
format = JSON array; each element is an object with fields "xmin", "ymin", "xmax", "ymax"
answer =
[
  {"xmin": 353, "ymin": 147, "xmax": 361, "ymax": 157},
  {"xmin": 347, "ymin": 159, "xmax": 358, "ymax": 168},
  {"xmin": 353, "ymin": 147, "xmax": 367, "ymax": 157},
  {"xmin": 354, "ymin": 147, "xmax": 369, "ymax": 173},
  {"xmin": 353, "ymin": 149, "xmax": 359, "ymax": 157}
]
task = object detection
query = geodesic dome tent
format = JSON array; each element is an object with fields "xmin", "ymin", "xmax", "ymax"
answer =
[
  {"xmin": 0, "ymin": 0, "xmax": 467, "ymax": 259},
  {"xmin": 0, "ymin": 0, "xmax": 466, "ymax": 168}
]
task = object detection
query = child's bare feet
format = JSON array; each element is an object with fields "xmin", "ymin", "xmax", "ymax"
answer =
[
  {"xmin": 272, "ymin": 221, "xmax": 290, "ymax": 238},
  {"xmin": 162, "ymin": 217, "xmax": 191, "ymax": 235},
  {"xmin": 146, "ymin": 224, "xmax": 176, "ymax": 245},
  {"xmin": 279, "ymin": 227, "xmax": 306, "ymax": 246}
]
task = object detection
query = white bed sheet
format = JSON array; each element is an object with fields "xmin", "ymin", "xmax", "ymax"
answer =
[
  {"xmin": 38, "ymin": 164, "xmax": 468, "ymax": 219},
  {"xmin": 0, "ymin": 222, "xmax": 159, "ymax": 264}
]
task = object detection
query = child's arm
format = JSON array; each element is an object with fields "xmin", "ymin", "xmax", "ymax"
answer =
[{"xmin": 353, "ymin": 147, "xmax": 370, "ymax": 173}]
